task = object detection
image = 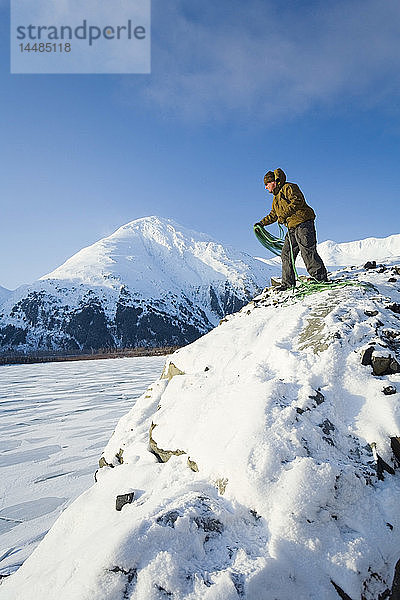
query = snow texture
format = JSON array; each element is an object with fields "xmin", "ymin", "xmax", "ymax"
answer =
[
  {"xmin": 0, "ymin": 286, "xmax": 11, "ymax": 306},
  {"xmin": 2, "ymin": 260, "xmax": 400, "ymax": 600},
  {"xmin": 0, "ymin": 356, "xmax": 165, "ymax": 576}
]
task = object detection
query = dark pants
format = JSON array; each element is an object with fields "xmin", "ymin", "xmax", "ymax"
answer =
[{"xmin": 281, "ymin": 220, "xmax": 327, "ymax": 287}]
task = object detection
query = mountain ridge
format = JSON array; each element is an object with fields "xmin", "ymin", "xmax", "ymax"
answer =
[
  {"xmin": 256, "ymin": 232, "xmax": 400, "ymax": 270},
  {"xmin": 0, "ymin": 217, "xmax": 277, "ymax": 354}
]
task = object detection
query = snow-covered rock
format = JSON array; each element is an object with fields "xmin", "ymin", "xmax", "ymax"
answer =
[
  {"xmin": 3, "ymin": 262, "xmax": 400, "ymax": 600},
  {"xmin": 0, "ymin": 217, "xmax": 277, "ymax": 354}
]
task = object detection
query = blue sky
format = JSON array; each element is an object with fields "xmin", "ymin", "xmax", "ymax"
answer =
[{"xmin": 1, "ymin": 0, "xmax": 400, "ymax": 289}]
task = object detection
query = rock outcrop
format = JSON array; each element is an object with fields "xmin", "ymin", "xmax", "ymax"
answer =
[{"xmin": 2, "ymin": 261, "xmax": 400, "ymax": 600}]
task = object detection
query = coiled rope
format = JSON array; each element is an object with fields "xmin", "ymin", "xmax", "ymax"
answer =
[{"xmin": 253, "ymin": 223, "xmax": 361, "ymax": 298}]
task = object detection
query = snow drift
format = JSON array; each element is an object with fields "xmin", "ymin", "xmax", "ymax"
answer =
[{"xmin": 2, "ymin": 261, "xmax": 400, "ymax": 600}]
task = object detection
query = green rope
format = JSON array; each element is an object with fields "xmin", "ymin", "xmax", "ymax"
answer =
[
  {"xmin": 253, "ymin": 223, "xmax": 284, "ymax": 256},
  {"xmin": 253, "ymin": 223, "xmax": 362, "ymax": 298}
]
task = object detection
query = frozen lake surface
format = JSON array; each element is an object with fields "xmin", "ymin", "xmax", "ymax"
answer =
[{"xmin": 0, "ymin": 355, "xmax": 166, "ymax": 576}]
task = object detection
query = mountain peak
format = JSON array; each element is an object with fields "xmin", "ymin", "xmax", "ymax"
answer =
[
  {"xmin": 317, "ymin": 233, "xmax": 400, "ymax": 267},
  {"xmin": 1, "ymin": 218, "xmax": 276, "ymax": 354},
  {"xmin": 39, "ymin": 216, "xmax": 267, "ymax": 296}
]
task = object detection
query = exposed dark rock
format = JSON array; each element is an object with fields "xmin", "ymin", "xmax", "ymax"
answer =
[
  {"xmin": 250, "ymin": 508, "xmax": 262, "ymax": 521},
  {"xmin": 216, "ymin": 477, "xmax": 228, "ymax": 495},
  {"xmin": 323, "ymin": 436, "xmax": 335, "ymax": 446},
  {"xmin": 393, "ymin": 266, "xmax": 400, "ymax": 276},
  {"xmin": 149, "ymin": 422, "xmax": 186, "ymax": 463},
  {"xmin": 382, "ymin": 330, "xmax": 400, "ymax": 351},
  {"xmin": 390, "ymin": 359, "xmax": 400, "ymax": 373},
  {"xmin": 364, "ymin": 310, "xmax": 379, "ymax": 317},
  {"xmin": 362, "ymin": 568, "xmax": 391, "ymax": 600},
  {"xmin": 388, "ymin": 278, "xmax": 397, "ymax": 283},
  {"xmin": 116, "ymin": 492, "xmax": 135, "ymax": 511},
  {"xmin": 309, "ymin": 389, "xmax": 325, "ymax": 405},
  {"xmin": 156, "ymin": 510, "xmax": 180, "ymax": 528},
  {"xmin": 387, "ymin": 303, "xmax": 400, "ymax": 314},
  {"xmin": 231, "ymin": 572, "xmax": 246, "ymax": 598},
  {"xmin": 187, "ymin": 457, "xmax": 199, "ymax": 472},
  {"xmin": 391, "ymin": 558, "xmax": 400, "ymax": 599},
  {"xmin": 320, "ymin": 419, "xmax": 335, "ymax": 435},
  {"xmin": 109, "ymin": 565, "xmax": 137, "ymax": 599},
  {"xmin": 331, "ymin": 580, "xmax": 353, "ymax": 600},
  {"xmin": 364, "ymin": 261, "xmax": 377, "ymax": 270},
  {"xmin": 110, "ymin": 565, "xmax": 137, "ymax": 581},
  {"xmin": 194, "ymin": 515, "xmax": 224, "ymax": 534},
  {"xmin": 219, "ymin": 281, "xmax": 247, "ymax": 315},
  {"xmin": 391, "ymin": 437, "xmax": 400, "ymax": 467},
  {"xmin": 383, "ymin": 386, "xmax": 397, "ymax": 396},
  {"xmin": 116, "ymin": 448, "xmax": 124, "ymax": 464},
  {"xmin": 371, "ymin": 443, "xmax": 395, "ymax": 480},
  {"xmin": 372, "ymin": 355, "xmax": 400, "ymax": 376},
  {"xmin": 98, "ymin": 456, "xmax": 114, "ymax": 469},
  {"xmin": 372, "ymin": 356, "xmax": 392, "ymax": 376},
  {"xmin": 155, "ymin": 585, "xmax": 172, "ymax": 598},
  {"xmin": 361, "ymin": 346, "xmax": 375, "ymax": 366},
  {"xmin": 209, "ymin": 285, "xmax": 223, "ymax": 318},
  {"xmin": 160, "ymin": 362, "xmax": 185, "ymax": 381}
]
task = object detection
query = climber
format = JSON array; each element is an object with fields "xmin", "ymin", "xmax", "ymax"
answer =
[{"xmin": 255, "ymin": 168, "xmax": 328, "ymax": 291}]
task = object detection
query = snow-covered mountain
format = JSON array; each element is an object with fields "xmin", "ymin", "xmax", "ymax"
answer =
[
  {"xmin": 256, "ymin": 233, "xmax": 400, "ymax": 271},
  {"xmin": 3, "ymin": 262, "xmax": 400, "ymax": 599},
  {"xmin": 0, "ymin": 217, "xmax": 277, "ymax": 354},
  {"xmin": 0, "ymin": 285, "xmax": 11, "ymax": 305},
  {"xmin": 317, "ymin": 233, "xmax": 400, "ymax": 268}
]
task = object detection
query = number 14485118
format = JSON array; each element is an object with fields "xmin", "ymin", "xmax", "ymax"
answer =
[{"xmin": 19, "ymin": 43, "xmax": 71, "ymax": 52}]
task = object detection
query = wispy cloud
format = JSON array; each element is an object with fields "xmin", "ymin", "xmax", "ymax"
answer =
[{"xmin": 121, "ymin": 0, "xmax": 400, "ymax": 122}]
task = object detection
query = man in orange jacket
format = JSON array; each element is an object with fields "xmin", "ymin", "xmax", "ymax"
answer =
[{"xmin": 256, "ymin": 168, "xmax": 328, "ymax": 291}]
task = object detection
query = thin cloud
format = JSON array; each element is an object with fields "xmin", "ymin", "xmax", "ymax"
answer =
[{"xmin": 120, "ymin": 0, "xmax": 400, "ymax": 122}]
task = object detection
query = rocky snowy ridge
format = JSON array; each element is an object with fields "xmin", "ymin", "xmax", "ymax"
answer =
[
  {"xmin": 2, "ymin": 261, "xmax": 400, "ymax": 600},
  {"xmin": 317, "ymin": 234, "xmax": 400, "ymax": 268},
  {"xmin": 0, "ymin": 217, "xmax": 276, "ymax": 354},
  {"xmin": 256, "ymin": 233, "xmax": 400, "ymax": 271}
]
